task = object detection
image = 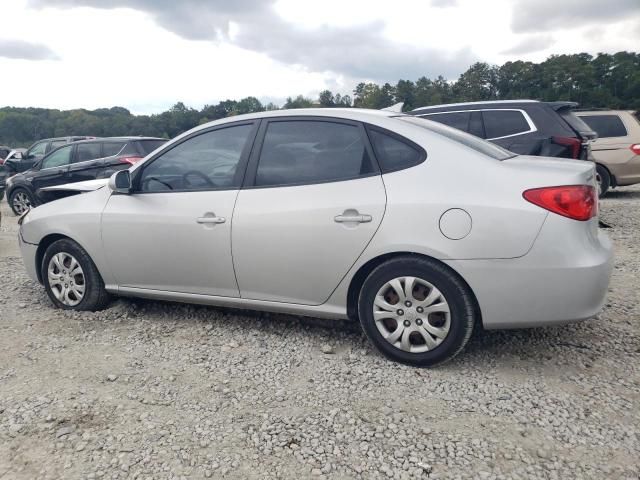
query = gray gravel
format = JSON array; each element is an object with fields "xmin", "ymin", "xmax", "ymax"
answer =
[{"xmin": 0, "ymin": 188, "xmax": 639, "ymax": 480}]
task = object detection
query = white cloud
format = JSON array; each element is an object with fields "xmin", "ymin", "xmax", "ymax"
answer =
[{"xmin": 0, "ymin": 0, "xmax": 637, "ymax": 113}]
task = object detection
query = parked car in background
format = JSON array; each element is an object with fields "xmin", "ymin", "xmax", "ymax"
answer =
[
  {"xmin": 3, "ymin": 136, "xmax": 95, "ymax": 175},
  {"xmin": 0, "ymin": 148, "xmax": 27, "ymax": 200},
  {"xmin": 0, "ymin": 145, "xmax": 11, "ymax": 162},
  {"xmin": 409, "ymin": 100, "xmax": 597, "ymax": 161},
  {"xmin": 575, "ymin": 110, "xmax": 640, "ymax": 196},
  {"xmin": 17, "ymin": 109, "xmax": 612, "ymax": 366},
  {"xmin": 6, "ymin": 136, "xmax": 166, "ymax": 214}
]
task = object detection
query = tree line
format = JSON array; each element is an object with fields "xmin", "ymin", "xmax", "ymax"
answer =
[{"xmin": 1, "ymin": 51, "xmax": 638, "ymax": 147}]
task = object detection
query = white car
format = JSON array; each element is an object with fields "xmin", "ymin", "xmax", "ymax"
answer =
[{"xmin": 18, "ymin": 109, "xmax": 613, "ymax": 366}]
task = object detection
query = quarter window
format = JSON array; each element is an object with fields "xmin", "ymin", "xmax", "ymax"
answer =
[
  {"xmin": 579, "ymin": 115, "xmax": 628, "ymax": 138},
  {"xmin": 41, "ymin": 145, "xmax": 72, "ymax": 169},
  {"xmin": 255, "ymin": 121, "xmax": 373, "ymax": 187},
  {"xmin": 75, "ymin": 143, "xmax": 102, "ymax": 162},
  {"xmin": 139, "ymin": 124, "xmax": 253, "ymax": 192},
  {"xmin": 482, "ymin": 110, "xmax": 531, "ymax": 139},
  {"xmin": 367, "ymin": 128, "xmax": 424, "ymax": 172},
  {"xmin": 422, "ymin": 112, "xmax": 471, "ymax": 132}
]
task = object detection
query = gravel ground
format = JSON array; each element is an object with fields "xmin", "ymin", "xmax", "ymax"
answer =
[{"xmin": 0, "ymin": 188, "xmax": 639, "ymax": 480}]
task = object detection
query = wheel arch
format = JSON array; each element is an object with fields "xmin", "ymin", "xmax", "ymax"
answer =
[
  {"xmin": 596, "ymin": 162, "xmax": 616, "ymax": 187},
  {"xmin": 35, "ymin": 233, "xmax": 82, "ymax": 284},
  {"xmin": 346, "ymin": 251, "xmax": 483, "ymax": 327}
]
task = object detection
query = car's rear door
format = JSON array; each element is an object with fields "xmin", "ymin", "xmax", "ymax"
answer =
[
  {"xmin": 231, "ymin": 117, "xmax": 386, "ymax": 305},
  {"xmin": 67, "ymin": 142, "xmax": 105, "ymax": 183},
  {"xmin": 101, "ymin": 121, "xmax": 258, "ymax": 297}
]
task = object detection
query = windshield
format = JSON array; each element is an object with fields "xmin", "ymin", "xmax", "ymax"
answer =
[{"xmin": 396, "ymin": 116, "xmax": 516, "ymax": 160}]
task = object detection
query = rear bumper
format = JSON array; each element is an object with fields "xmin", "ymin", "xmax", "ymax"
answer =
[
  {"xmin": 19, "ymin": 231, "xmax": 40, "ymax": 283},
  {"xmin": 447, "ymin": 215, "xmax": 613, "ymax": 329}
]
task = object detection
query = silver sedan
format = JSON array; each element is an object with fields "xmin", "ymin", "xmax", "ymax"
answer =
[{"xmin": 18, "ymin": 109, "xmax": 613, "ymax": 366}]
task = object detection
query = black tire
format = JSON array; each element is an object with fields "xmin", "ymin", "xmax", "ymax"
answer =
[
  {"xmin": 9, "ymin": 188, "xmax": 35, "ymax": 216},
  {"xmin": 357, "ymin": 256, "xmax": 476, "ymax": 367},
  {"xmin": 41, "ymin": 238, "xmax": 111, "ymax": 311},
  {"xmin": 595, "ymin": 164, "xmax": 611, "ymax": 198}
]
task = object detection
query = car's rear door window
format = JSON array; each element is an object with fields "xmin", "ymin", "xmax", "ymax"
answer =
[
  {"xmin": 421, "ymin": 112, "xmax": 471, "ymax": 132},
  {"xmin": 254, "ymin": 120, "xmax": 374, "ymax": 187},
  {"xmin": 579, "ymin": 115, "xmax": 628, "ymax": 138},
  {"xmin": 102, "ymin": 142, "xmax": 126, "ymax": 157},
  {"xmin": 41, "ymin": 145, "xmax": 73, "ymax": 169},
  {"xmin": 482, "ymin": 110, "xmax": 531, "ymax": 139},
  {"xmin": 139, "ymin": 124, "xmax": 254, "ymax": 192},
  {"xmin": 136, "ymin": 139, "xmax": 167, "ymax": 155},
  {"xmin": 75, "ymin": 143, "xmax": 102, "ymax": 162},
  {"xmin": 367, "ymin": 128, "xmax": 425, "ymax": 173}
]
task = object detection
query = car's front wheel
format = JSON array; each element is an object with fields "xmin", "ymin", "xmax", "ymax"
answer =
[
  {"xmin": 42, "ymin": 239, "xmax": 110, "ymax": 311},
  {"xmin": 358, "ymin": 257, "xmax": 476, "ymax": 367},
  {"xmin": 9, "ymin": 188, "xmax": 35, "ymax": 216}
]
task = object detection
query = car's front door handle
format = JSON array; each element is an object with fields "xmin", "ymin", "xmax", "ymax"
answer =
[
  {"xmin": 334, "ymin": 213, "xmax": 372, "ymax": 223},
  {"xmin": 196, "ymin": 216, "xmax": 226, "ymax": 224}
]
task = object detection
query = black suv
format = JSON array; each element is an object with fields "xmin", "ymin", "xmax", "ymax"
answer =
[
  {"xmin": 4, "ymin": 136, "xmax": 96, "ymax": 174},
  {"xmin": 6, "ymin": 136, "xmax": 166, "ymax": 215},
  {"xmin": 409, "ymin": 100, "xmax": 597, "ymax": 159}
]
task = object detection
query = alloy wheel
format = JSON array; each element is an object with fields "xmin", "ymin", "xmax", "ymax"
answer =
[
  {"xmin": 12, "ymin": 192, "xmax": 31, "ymax": 215},
  {"xmin": 372, "ymin": 276, "xmax": 451, "ymax": 353},
  {"xmin": 47, "ymin": 252, "xmax": 85, "ymax": 306}
]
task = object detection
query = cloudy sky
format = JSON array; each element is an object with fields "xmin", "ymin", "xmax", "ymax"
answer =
[{"xmin": 1, "ymin": 0, "xmax": 638, "ymax": 114}]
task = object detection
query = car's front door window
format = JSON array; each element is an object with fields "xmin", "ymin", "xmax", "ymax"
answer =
[
  {"xmin": 41, "ymin": 145, "xmax": 72, "ymax": 169},
  {"xmin": 138, "ymin": 124, "xmax": 254, "ymax": 192},
  {"xmin": 28, "ymin": 142, "xmax": 47, "ymax": 158}
]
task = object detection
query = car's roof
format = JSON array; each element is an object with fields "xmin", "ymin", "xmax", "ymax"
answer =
[
  {"xmin": 72, "ymin": 136, "xmax": 165, "ymax": 144},
  {"xmin": 194, "ymin": 108, "xmax": 396, "ymax": 130},
  {"xmin": 412, "ymin": 100, "xmax": 540, "ymax": 113}
]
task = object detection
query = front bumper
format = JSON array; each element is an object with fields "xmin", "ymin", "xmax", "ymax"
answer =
[
  {"xmin": 447, "ymin": 215, "xmax": 614, "ymax": 329},
  {"xmin": 19, "ymin": 231, "xmax": 40, "ymax": 283}
]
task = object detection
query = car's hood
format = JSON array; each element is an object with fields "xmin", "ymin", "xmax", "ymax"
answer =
[{"xmin": 39, "ymin": 178, "xmax": 109, "ymax": 192}]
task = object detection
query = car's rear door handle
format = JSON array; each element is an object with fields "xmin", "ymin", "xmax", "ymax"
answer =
[
  {"xmin": 334, "ymin": 213, "xmax": 372, "ymax": 223},
  {"xmin": 196, "ymin": 216, "xmax": 226, "ymax": 224}
]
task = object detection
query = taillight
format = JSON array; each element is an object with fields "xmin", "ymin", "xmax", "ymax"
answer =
[
  {"xmin": 119, "ymin": 156, "xmax": 142, "ymax": 165},
  {"xmin": 0, "ymin": 158, "xmax": 4, "ymax": 165},
  {"xmin": 553, "ymin": 136, "xmax": 581, "ymax": 159},
  {"xmin": 523, "ymin": 185, "xmax": 597, "ymax": 221},
  {"xmin": 630, "ymin": 144, "xmax": 640, "ymax": 156}
]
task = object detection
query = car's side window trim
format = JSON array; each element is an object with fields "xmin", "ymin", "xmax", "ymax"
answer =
[
  {"xmin": 242, "ymin": 116, "xmax": 380, "ymax": 190},
  {"xmin": 131, "ymin": 120, "xmax": 260, "ymax": 194},
  {"xmin": 363, "ymin": 123, "xmax": 427, "ymax": 174},
  {"xmin": 418, "ymin": 108, "xmax": 537, "ymax": 141}
]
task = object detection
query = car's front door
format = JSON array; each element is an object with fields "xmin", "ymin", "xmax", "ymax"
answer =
[
  {"xmin": 232, "ymin": 118, "xmax": 386, "ymax": 305},
  {"xmin": 21, "ymin": 141, "xmax": 49, "ymax": 172},
  {"xmin": 67, "ymin": 142, "xmax": 104, "ymax": 183},
  {"xmin": 31, "ymin": 145, "xmax": 73, "ymax": 192},
  {"xmin": 101, "ymin": 122, "xmax": 258, "ymax": 297}
]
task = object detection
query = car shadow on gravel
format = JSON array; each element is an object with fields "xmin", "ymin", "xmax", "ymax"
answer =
[
  {"xmin": 602, "ymin": 189, "xmax": 640, "ymax": 200},
  {"xmin": 108, "ymin": 297, "xmax": 596, "ymax": 369}
]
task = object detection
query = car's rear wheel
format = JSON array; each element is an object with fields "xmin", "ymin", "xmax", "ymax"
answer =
[
  {"xmin": 9, "ymin": 188, "xmax": 35, "ymax": 216},
  {"xmin": 358, "ymin": 257, "xmax": 476, "ymax": 367},
  {"xmin": 595, "ymin": 164, "xmax": 611, "ymax": 197},
  {"xmin": 42, "ymin": 239, "xmax": 110, "ymax": 311}
]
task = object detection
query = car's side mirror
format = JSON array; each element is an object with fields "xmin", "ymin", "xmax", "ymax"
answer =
[{"xmin": 108, "ymin": 170, "xmax": 132, "ymax": 194}]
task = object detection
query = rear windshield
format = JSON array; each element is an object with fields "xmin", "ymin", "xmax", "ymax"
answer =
[
  {"xmin": 396, "ymin": 116, "xmax": 515, "ymax": 160},
  {"xmin": 556, "ymin": 108, "xmax": 595, "ymax": 137},
  {"xmin": 578, "ymin": 115, "xmax": 628, "ymax": 138},
  {"xmin": 137, "ymin": 139, "xmax": 166, "ymax": 155}
]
